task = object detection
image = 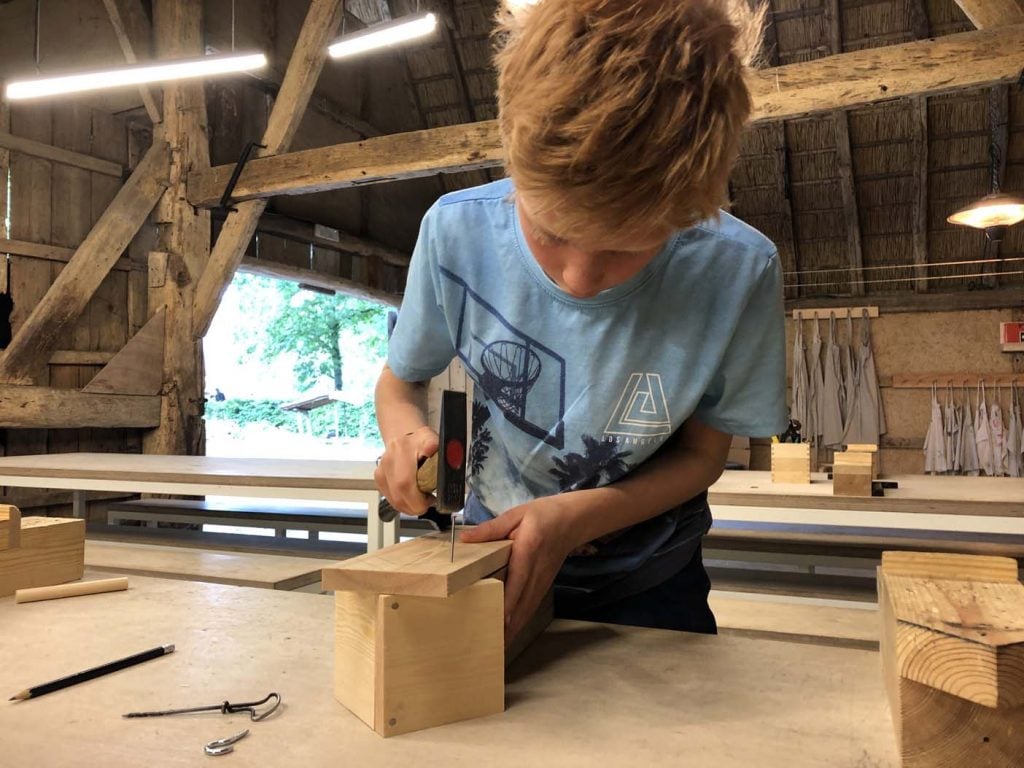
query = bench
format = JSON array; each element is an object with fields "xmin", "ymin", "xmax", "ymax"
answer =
[{"xmin": 106, "ymin": 498, "xmax": 436, "ymax": 539}]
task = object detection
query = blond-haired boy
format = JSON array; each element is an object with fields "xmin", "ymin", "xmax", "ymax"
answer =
[{"xmin": 375, "ymin": 0, "xmax": 785, "ymax": 638}]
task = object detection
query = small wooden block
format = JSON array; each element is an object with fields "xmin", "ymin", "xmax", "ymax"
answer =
[
  {"xmin": 0, "ymin": 517, "xmax": 85, "ymax": 597},
  {"xmin": 879, "ymin": 551, "xmax": 1024, "ymax": 767},
  {"xmin": 833, "ymin": 452, "xmax": 874, "ymax": 497},
  {"xmin": 845, "ymin": 443, "xmax": 880, "ymax": 477},
  {"xmin": 334, "ymin": 578, "xmax": 505, "ymax": 737},
  {"xmin": 771, "ymin": 443, "xmax": 811, "ymax": 484},
  {"xmin": 0, "ymin": 504, "xmax": 21, "ymax": 550},
  {"xmin": 322, "ymin": 533, "xmax": 512, "ymax": 598}
]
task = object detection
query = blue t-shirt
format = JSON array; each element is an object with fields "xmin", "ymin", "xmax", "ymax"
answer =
[{"xmin": 388, "ymin": 179, "xmax": 787, "ymax": 593}]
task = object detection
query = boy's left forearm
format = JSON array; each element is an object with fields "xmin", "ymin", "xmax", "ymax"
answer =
[{"xmin": 557, "ymin": 419, "xmax": 732, "ymax": 550}]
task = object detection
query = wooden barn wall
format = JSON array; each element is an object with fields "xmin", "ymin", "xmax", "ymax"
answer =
[{"xmin": 0, "ymin": 0, "xmax": 152, "ymax": 511}]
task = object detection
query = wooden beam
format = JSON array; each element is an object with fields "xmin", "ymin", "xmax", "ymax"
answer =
[
  {"xmin": 101, "ymin": 0, "xmax": 163, "ymax": 124},
  {"xmin": 0, "ymin": 141, "xmax": 169, "ymax": 385},
  {"xmin": 83, "ymin": 309, "xmax": 165, "ymax": 396},
  {"xmin": 0, "ymin": 238, "xmax": 131, "ymax": 271},
  {"xmin": 0, "ymin": 386, "xmax": 160, "ymax": 428},
  {"xmin": 187, "ymin": 25, "xmax": 1024, "ymax": 207},
  {"xmin": 834, "ymin": 113, "xmax": 865, "ymax": 296},
  {"xmin": 192, "ymin": 0, "xmax": 346, "ymax": 339},
  {"xmin": 49, "ymin": 351, "xmax": 117, "ymax": 366},
  {"xmin": 252, "ymin": 212, "xmax": 410, "ymax": 267},
  {"xmin": 912, "ymin": 97, "xmax": 929, "ymax": 293},
  {"xmin": 0, "ymin": 131, "xmax": 123, "ymax": 177},
  {"xmin": 239, "ymin": 257, "xmax": 400, "ymax": 307},
  {"xmin": 0, "ymin": 99, "xmax": 8, "ymax": 295},
  {"xmin": 767, "ymin": 122, "xmax": 800, "ymax": 298},
  {"xmin": 955, "ymin": 0, "xmax": 1024, "ymax": 28},
  {"xmin": 786, "ymin": 286, "xmax": 1024, "ymax": 313},
  {"xmin": 983, "ymin": 84, "xmax": 1009, "ymax": 287}
]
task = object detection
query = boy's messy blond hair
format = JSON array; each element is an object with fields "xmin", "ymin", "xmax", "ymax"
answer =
[{"xmin": 495, "ymin": 0, "xmax": 765, "ymax": 243}]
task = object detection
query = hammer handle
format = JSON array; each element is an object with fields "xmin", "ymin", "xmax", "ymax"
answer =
[{"xmin": 379, "ymin": 453, "xmax": 440, "ymax": 524}]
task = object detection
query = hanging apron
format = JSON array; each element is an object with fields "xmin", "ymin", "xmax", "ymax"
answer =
[
  {"xmin": 991, "ymin": 395, "xmax": 1007, "ymax": 477},
  {"xmin": 807, "ymin": 319, "xmax": 825, "ymax": 445},
  {"xmin": 975, "ymin": 381, "xmax": 994, "ymax": 476},
  {"xmin": 923, "ymin": 384, "xmax": 948, "ymax": 474},
  {"xmin": 961, "ymin": 385, "xmax": 981, "ymax": 476},
  {"xmin": 841, "ymin": 311, "xmax": 886, "ymax": 445},
  {"xmin": 821, "ymin": 314, "xmax": 845, "ymax": 448},
  {"xmin": 841, "ymin": 314, "xmax": 856, "ymax": 425},
  {"xmin": 1007, "ymin": 385, "xmax": 1021, "ymax": 478},
  {"xmin": 945, "ymin": 385, "xmax": 962, "ymax": 475},
  {"xmin": 791, "ymin": 320, "xmax": 810, "ymax": 443}
]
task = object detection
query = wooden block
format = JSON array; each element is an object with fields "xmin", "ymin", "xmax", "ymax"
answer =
[
  {"xmin": 845, "ymin": 443, "xmax": 880, "ymax": 477},
  {"xmin": 322, "ymin": 533, "xmax": 512, "ymax": 597},
  {"xmin": 0, "ymin": 517, "xmax": 85, "ymax": 597},
  {"xmin": 334, "ymin": 578, "xmax": 505, "ymax": 737},
  {"xmin": 0, "ymin": 505, "xmax": 21, "ymax": 550},
  {"xmin": 880, "ymin": 552, "xmax": 1024, "ymax": 766},
  {"xmin": 771, "ymin": 443, "xmax": 811, "ymax": 484},
  {"xmin": 834, "ymin": 452, "xmax": 874, "ymax": 497}
]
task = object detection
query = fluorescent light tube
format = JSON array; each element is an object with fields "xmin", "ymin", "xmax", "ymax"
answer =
[
  {"xmin": 328, "ymin": 13, "xmax": 438, "ymax": 60},
  {"xmin": 5, "ymin": 52, "xmax": 267, "ymax": 101}
]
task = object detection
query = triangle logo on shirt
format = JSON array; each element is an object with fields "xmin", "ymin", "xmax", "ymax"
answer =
[{"xmin": 604, "ymin": 373, "xmax": 673, "ymax": 437}]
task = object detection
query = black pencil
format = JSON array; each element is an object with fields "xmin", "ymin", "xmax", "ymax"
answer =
[{"xmin": 9, "ymin": 644, "xmax": 175, "ymax": 701}]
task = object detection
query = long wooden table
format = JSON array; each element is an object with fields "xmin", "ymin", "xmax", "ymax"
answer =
[
  {"xmin": 0, "ymin": 453, "xmax": 399, "ymax": 550},
  {"xmin": 0, "ymin": 574, "xmax": 897, "ymax": 766}
]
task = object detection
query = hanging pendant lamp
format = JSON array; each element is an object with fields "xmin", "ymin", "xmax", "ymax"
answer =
[{"xmin": 947, "ymin": 192, "xmax": 1024, "ymax": 243}]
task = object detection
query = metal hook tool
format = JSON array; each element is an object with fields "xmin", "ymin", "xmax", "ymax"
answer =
[
  {"xmin": 123, "ymin": 692, "xmax": 281, "ymax": 722},
  {"xmin": 204, "ymin": 729, "xmax": 250, "ymax": 757}
]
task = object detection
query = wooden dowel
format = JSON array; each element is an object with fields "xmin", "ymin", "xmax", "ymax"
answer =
[{"xmin": 15, "ymin": 577, "xmax": 129, "ymax": 604}]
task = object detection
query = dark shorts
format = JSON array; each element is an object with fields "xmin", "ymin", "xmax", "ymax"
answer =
[{"xmin": 553, "ymin": 543, "xmax": 717, "ymax": 634}]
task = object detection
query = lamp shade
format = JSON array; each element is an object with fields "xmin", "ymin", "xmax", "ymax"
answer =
[{"xmin": 947, "ymin": 192, "xmax": 1024, "ymax": 230}]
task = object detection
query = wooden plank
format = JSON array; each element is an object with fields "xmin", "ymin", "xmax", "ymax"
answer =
[
  {"xmin": 375, "ymin": 579, "xmax": 505, "ymax": 737},
  {"xmin": 0, "ymin": 504, "xmax": 21, "ymax": 550},
  {"xmin": 191, "ymin": 0, "xmax": 346, "ymax": 339},
  {"xmin": 49, "ymin": 351, "xmax": 117, "ymax": 366},
  {"xmin": 955, "ymin": 0, "xmax": 1024, "ymax": 28},
  {"xmin": 101, "ymin": 0, "xmax": 163, "ymax": 124},
  {"xmin": 239, "ymin": 256, "xmax": 400, "ymax": 307},
  {"xmin": 85, "ymin": 540, "xmax": 337, "ymax": 590},
  {"xmin": 0, "ymin": 131, "xmax": 123, "ymax": 177},
  {"xmin": 0, "ymin": 517, "xmax": 85, "ymax": 597},
  {"xmin": 0, "ymin": 386, "xmax": 160, "ymax": 428},
  {"xmin": 322, "ymin": 534, "xmax": 513, "ymax": 597},
  {"xmin": 83, "ymin": 309, "xmax": 165, "ymax": 396},
  {"xmin": 892, "ymin": 373, "xmax": 1024, "ymax": 388},
  {"xmin": 186, "ymin": 25, "xmax": 1024, "ymax": 206},
  {"xmin": 0, "ymin": 141, "xmax": 169, "ymax": 385},
  {"xmin": 0, "ymin": 238, "xmax": 130, "ymax": 271},
  {"xmin": 833, "ymin": 112, "xmax": 865, "ymax": 296},
  {"xmin": 792, "ymin": 306, "xmax": 880, "ymax": 321},
  {"xmin": 881, "ymin": 551, "xmax": 1020, "ymax": 582}
]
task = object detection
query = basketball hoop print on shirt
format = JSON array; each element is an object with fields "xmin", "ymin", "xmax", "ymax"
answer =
[
  {"xmin": 604, "ymin": 373, "xmax": 673, "ymax": 439},
  {"xmin": 441, "ymin": 267, "xmax": 566, "ymax": 449}
]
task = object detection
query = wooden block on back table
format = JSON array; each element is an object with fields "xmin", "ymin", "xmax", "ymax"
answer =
[
  {"xmin": 833, "ymin": 452, "xmax": 874, "ymax": 497},
  {"xmin": 770, "ymin": 443, "xmax": 810, "ymax": 484},
  {"xmin": 0, "ymin": 517, "xmax": 85, "ymax": 597},
  {"xmin": 846, "ymin": 443, "xmax": 879, "ymax": 477},
  {"xmin": 0, "ymin": 504, "xmax": 21, "ymax": 550},
  {"xmin": 326, "ymin": 534, "xmax": 510, "ymax": 737},
  {"xmin": 879, "ymin": 551, "xmax": 1024, "ymax": 767}
]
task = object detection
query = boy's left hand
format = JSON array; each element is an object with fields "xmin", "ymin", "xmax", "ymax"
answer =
[{"xmin": 459, "ymin": 496, "xmax": 577, "ymax": 641}]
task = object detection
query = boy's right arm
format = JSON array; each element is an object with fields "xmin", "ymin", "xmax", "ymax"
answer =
[{"xmin": 373, "ymin": 364, "xmax": 440, "ymax": 515}]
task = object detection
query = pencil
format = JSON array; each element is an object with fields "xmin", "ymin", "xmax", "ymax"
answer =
[{"xmin": 9, "ymin": 644, "xmax": 175, "ymax": 701}]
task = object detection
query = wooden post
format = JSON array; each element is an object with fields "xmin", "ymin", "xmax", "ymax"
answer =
[
  {"xmin": 144, "ymin": 0, "xmax": 211, "ymax": 457},
  {"xmin": 879, "ymin": 551, "xmax": 1024, "ymax": 767},
  {"xmin": 954, "ymin": 0, "xmax": 1024, "ymax": 28},
  {"xmin": 191, "ymin": 0, "xmax": 347, "ymax": 339}
]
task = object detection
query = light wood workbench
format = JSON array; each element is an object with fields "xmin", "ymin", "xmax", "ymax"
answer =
[
  {"xmin": 0, "ymin": 575, "xmax": 897, "ymax": 767},
  {"xmin": 0, "ymin": 452, "xmax": 398, "ymax": 550}
]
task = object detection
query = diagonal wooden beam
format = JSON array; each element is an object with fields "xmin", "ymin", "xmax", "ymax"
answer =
[
  {"xmin": 101, "ymin": 0, "xmax": 163, "ymax": 124},
  {"xmin": 834, "ymin": 112, "xmax": 865, "ymax": 296},
  {"xmin": 186, "ymin": 25, "xmax": 1024, "ymax": 207},
  {"xmin": 192, "ymin": 0, "xmax": 346, "ymax": 339},
  {"xmin": 0, "ymin": 141, "xmax": 169, "ymax": 385},
  {"xmin": 0, "ymin": 131, "xmax": 123, "ymax": 177},
  {"xmin": 955, "ymin": 0, "xmax": 1024, "ymax": 28},
  {"xmin": 911, "ymin": 97, "xmax": 929, "ymax": 293}
]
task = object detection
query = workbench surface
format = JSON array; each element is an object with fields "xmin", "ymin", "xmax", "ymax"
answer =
[{"xmin": 0, "ymin": 575, "xmax": 897, "ymax": 767}]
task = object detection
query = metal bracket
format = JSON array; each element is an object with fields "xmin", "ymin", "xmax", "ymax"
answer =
[{"xmin": 219, "ymin": 142, "xmax": 267, "ymax": 212}]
